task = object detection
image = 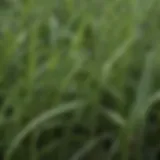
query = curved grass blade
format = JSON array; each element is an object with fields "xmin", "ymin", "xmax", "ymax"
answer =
[
  {"xmin": 69, "ymin": 134, "xmax": 107, "ymax": 160},
  {"xmin": 5, "ymin": 100, "xmax": 85, "ymax": 160}
]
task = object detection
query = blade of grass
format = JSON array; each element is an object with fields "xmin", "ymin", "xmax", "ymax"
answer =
[
  {"xmin": 101, "ymin": 35, "xmax": 136, "ymax": 85},
  {"xmin": 69, "ymin": 134, "xmax": 107, "ymax": 160},
  {"xmin": 4, "ymin": 100, "xmax": 85, "ymax": 160},
  {"xmin": 120, "ymin": 51, "xmax": 156, "ymax": 160},
  {"xmin": 101, "ymin": 107, "xmax": 125, "ymax": 127}
]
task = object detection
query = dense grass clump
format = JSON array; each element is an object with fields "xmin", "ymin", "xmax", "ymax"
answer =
[{"xmin": 0, "ymin": 0, "xmax": 160, "ymax": 159}]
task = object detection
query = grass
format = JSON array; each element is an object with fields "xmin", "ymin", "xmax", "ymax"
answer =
[{"xmin": 0, "ymin": 0, "xmax": 160, "ymax": 159}]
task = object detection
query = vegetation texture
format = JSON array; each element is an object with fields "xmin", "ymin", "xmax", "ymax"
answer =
[{"xmin": 0, "ymin": 0, "xmax": 160, "ymax": 159}]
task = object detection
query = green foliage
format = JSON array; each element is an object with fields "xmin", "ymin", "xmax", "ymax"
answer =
[{"xmin": 0, "ymin": 0, "xmax": 160, "ymax": 160}]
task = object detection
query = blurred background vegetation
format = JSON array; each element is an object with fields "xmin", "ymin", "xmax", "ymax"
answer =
[{"xmin": 0, "ymin": 0, "xmax": 160, "ymax": 159}]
